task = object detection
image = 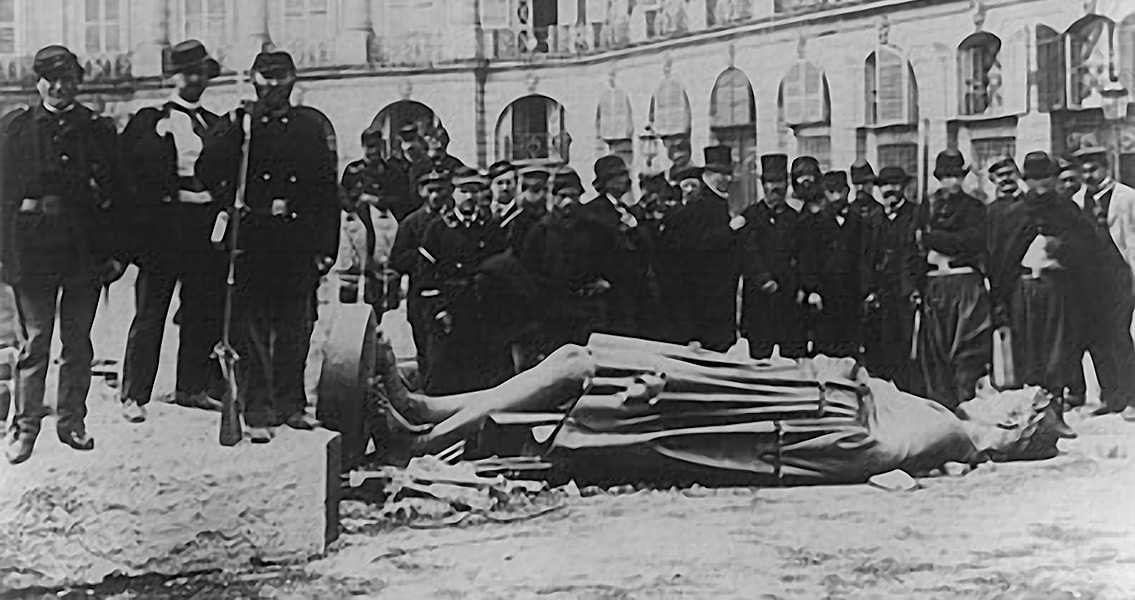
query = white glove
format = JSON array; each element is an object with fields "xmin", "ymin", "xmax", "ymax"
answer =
[
  {"xmin": 808, "ymin": 293, "xmax": 823, "ymax": 310},
  {"xmin": 729, "ymin": 215, "xmax": 747, "ymax": 231}
]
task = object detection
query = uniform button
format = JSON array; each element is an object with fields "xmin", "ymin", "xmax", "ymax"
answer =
[
  {"xmin": 262, "ymin": 173, "xmax": 270, "ymax": 181},
  {"xmin": 289, "ymin": 175, "xmax": 297, "ymax": 183},
  {"xmin": 281, "ymin": 117, "xmax": 289, "ymax": 124},
  {"xmin": 60, "ymin": 154, "xmax": 69, "ymax": 162}
]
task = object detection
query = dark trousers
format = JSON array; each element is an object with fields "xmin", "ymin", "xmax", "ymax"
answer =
[
  {"xmin": 1009, "ymin": 276, "xmax": 1078, "ymax": 398},
  {"xmin": 10, "ymin": 271, "xmax": 100, "ymax": 437},
  {"xmin": 916, "ymin": 273, "xmax": 992, "ymax": 409},
  {"xmin": 233, "ymin": 279, "xmax": 315, "ymax": 428},
  {"xmin": 1087, "ymin": 299, "xmax": 1135, "ymax": 411},
  {"xmin": 813, "ymin": 292, "xmax": 863, "ymax": 358},
  {"xmin": 743, "ymin": 288, "xmax": 806, "ymax": 360},
  {"xmin": 121, "ymin": 259, "xmax": 224, "ymax": 405},
  {"xmin": 864, "ymin": 294, "xmax": 918, "ymax": 392}
]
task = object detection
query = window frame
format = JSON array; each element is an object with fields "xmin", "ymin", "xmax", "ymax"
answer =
[
  {"xmin": 176, "ymin": 0, "xmax": 234, "ymax": 49},
  {"xmin": 274, "ymin": 0, "xmax": 337, "ymax": 54},
  {"xmin": 80, "ymin": 0, "xmax": 128, "ymax": 56},
  {"xmin": 0, "ymin": 0, "xmax": 20, "ymax": 58},
  {"xmin": 957, "ymin": 32, "xmax": 1002, "ymax": 117}
]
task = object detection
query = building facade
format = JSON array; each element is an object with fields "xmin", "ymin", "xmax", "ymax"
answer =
[{"xmin": 1, "ymin": 0, "xmax": 1133, "ymax": 200}]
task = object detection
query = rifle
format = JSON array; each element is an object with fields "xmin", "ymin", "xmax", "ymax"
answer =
[{"xmin": 215, "ymin": 108, "xmax": 254, "ymax": 447}]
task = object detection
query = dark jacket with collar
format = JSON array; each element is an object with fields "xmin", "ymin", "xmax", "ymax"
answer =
[
  {"xmin": 870, "ymin": 199, "xmax": 923, "ymax": 301},
  {"xmin": 0, "ymin": 102, "xmax": 125, "ymax": 284},
  {"xmin": 797, "ymin": 205, "xmax": 872, "ymax": 302},
  {"xmin": 575, "ymin": 193, "xmax": 655, "ymax": 337}
]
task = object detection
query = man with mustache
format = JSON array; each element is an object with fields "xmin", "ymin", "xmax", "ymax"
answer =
[
  {"xmin": 500, "ymin": 166, "xmax": 550, "ymax": 257},
  {"xmin": 0, "ymin": 46, "xmax": 127, "ymax": 463},
  {"xmin": 848, "ymin": 159, "xmax": 885, "ymax": 222},
  {"xmin": 195, "ymin": 51, "xmax": 340, "ymax": 443}
]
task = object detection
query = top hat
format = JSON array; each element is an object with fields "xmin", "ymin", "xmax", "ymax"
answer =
[
  {"xmin": 703, "ymin": 146, "xmax": 734, "ymax": 174},
  {"xmin": 33, "ymin": 45, "xmax": 83, "ymax": 80},
  {"xmin": 850, "ymin": 159, "xmax": 876, "ymax": 185},
  {"xmin": 791, "ymin": 156, "xmax": 822, "ymax": 179},
  {"xmin": 251, "ymin": 51, "xmax": 297, "ymax": 79},
  {"xmin": 552, "ymin": 168, "xmax": 583, "ymax": 194},
  {"xmin": 877, "ymin": 165, "xmax": 912, "ymax": 186},
  {"xmin": 823, "ymin": 170, "xmax": 849, "ymax": 191},
  {"xmin": 487, "ymin": 160, "xmax": 516, "ymax": 180},
  {"xmin": 760, "ymin": 154, "xmax": 789, "ymax": 182},
  {"xmin": 593, "ymin": 155, "xmax": 628, "ymax": 186},
  {"xmin": 933, "ymin": 149, "xmax": 969, "ymax": 179},
  {"xmin": 361, "ymin": 124, "xmax": 384, "ymax": 146},
  {"xmin": 1022, "ymin": 151, "xmax": 1057, "ymax": 180},
  {"xmin": 164, "ymin": 40, "xmax": 220, "ymax": 78},
  {"xmin": 1071, "ymin": 134, "xmax": 1108, "ymax": 162}
]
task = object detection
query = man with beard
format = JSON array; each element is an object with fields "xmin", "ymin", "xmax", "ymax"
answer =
[
  {"xmin": 740, "ymin": 154, "xmax": 805, "ymax": 359},
  {"xmin": 849, "ymin": 159, "xmax": 885, "ymax": 222},
  {"xmin": 521, "ymin": 168, "xmax": 602, "ymax": 354},
  {"xmin": 576, "ymin": 155, "xmax": 655, "ymax": 338},
  {"xmin": 914, "ymin": 150, "xmax": 991, "ymax": 409},
  {"xmin": 487, "ymin": 160, "xmax": 517, "ymax": 218},
  {"xmin": 988, "ymin": 151, "xmax": 1097, "ymax": 414},
  {"xmin": 195, "ymin": 51, "xmax": 339, "ymax": 443},
  {"xmin": 119, "ymin": 40, "xmax": 226, "ymax": 423},
  {"xmin": 344, "ymin": 125, "xmax": 414, "ymax": 222},
  {"xmin": 390, "ymin": 169, "xmax": 453, "ymax": 383},
  {"xmin": 863, "ymin": 166, "xmax": 922, "ymax": 391},
  {"xmin": 418, "ymin": 168, "xmax": 514, "ymax": 395},
  {"xmin": 662, "ymin": 147, "xmax": 744, "ymax": 351},
  {"xmin": 1074, "ymin": 145, "xmax": 1135, "ymax": 417},
  {"xmin": 500, "ymin": 166, "xmax": 550, "ymax": 257},
  {"xmin": 797, "ymin": 171, "xmax": 873, "ymax": 358},
  {"xmin": 0, "ymin": 46, "xmax": 127, "ymax": 463}
]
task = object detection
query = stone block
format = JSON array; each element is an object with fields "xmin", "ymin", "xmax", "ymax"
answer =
[{"xmin": 0, "ymin": 400, "xmax": 340, "ymax": 591}]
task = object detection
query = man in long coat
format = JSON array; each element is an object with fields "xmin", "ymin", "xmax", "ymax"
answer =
[
  {"xmin": 914, "ymin": 150, "xmax": 992, "ymax": 409},
  {"xmin": 662, "ymin": 147, "xmax": 743, "ymax": 351},
  {"xmin": 195, "ymin": 51, "xmax": 339, "ymax": 443},
  {"xmin": 740, "ymin": 154, "xmax": 805, "ymax": 359},
  {"xmin": 1, "ymin": 46, "xmax": 127, "ymax": 463},
  {"xmin": 119, "ymin": 40, "xmax": 226, "ymax": 423},
  {"xmin": 988, "ymin": 152, "xmax": 1097, "ymax": 409}
]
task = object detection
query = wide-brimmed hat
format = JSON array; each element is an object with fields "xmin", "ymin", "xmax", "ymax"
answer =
[
  {"xmin": 704, "ymin": 146, "xmax": 733, "ymax": 174},
  {"xmin": 1022, "ymin": 151, "xmax": 1057, "ymax": 180},
  {"xmin": 251, "ymin": 51, "xmax": 296, "ymax": 79},
  {"xmin": 850, "ymin": 159, "xmax": 876, "ymax": 185},
  {"xmin": 760, "ymin": 154, "xmax": 788, "ymax": 182},
  {"xmin": 933, "ymin": 149, "xmax": 969, "ymax": 179},
  {"xmin": 877, "ymin": 165, "xmax": 912, "ymax": 186},
  {"xmin": 164, "ymin": 40, "xmax": 220, "ymax": 78},
  {"xmin": 33, "ymin": 45, "xmax": 83, "ymax": 80}
]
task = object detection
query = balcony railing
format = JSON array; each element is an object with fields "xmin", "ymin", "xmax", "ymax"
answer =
[{"xmin": 0, "ymin": 51, "xmax": 131, "ymax": 85}]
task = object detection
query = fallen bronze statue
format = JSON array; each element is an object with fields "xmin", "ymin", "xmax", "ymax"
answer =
[{"xmin": 346, "ymin": 331, "xmax": 1075, "ymax": 488}]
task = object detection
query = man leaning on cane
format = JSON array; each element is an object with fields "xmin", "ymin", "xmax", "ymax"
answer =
[{"xmin": 0, "ymin": 46, "xmax": 128, "ymax": 464}]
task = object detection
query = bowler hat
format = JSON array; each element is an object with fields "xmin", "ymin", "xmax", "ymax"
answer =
[
  {"xmin": 593, "ymin": 155, "xmax": 628, "ymax": 187},
  {"xmin": 792, "ymin": 156, "xmax": 822, "ymax": 179},
  {"xmin": 251, "ymin": 51, "xmax": 296, "ymax": 79},
  {"xmin": 163, "ymin": 40, "xmax": 220, "ymax": 78},
  {"xmin": 674, "ymin": 166, "xmax": 704, "ymax": 182},
  {"xmin": 361, "ymin": 125, "xmax": 384, "ymax": 146},
  {"xmin": 704, "ymin": 145, "xmax": 734, "ymax": 174},
  {"xmin": 1022, "ymin": 151, "xmax": 1057, "ymax": 180},
  {"xmin": 760, "ymin": 154, "xmax": 788, "ymax": 182},
  {"xmin": 850, "ymin": 159, "xmax": 876, "ymax": 185},
  {"xmin": 487, "ymin": 160, "xmax": 516, "ymax": 180},
  {"xmin": 877, "ymin": 166, "xmax": 912, "ymax": 186},
  {"xmin": 823, "ymin": 170, "xmax": 849, "ymax": 191},
  {"xmin": 552, "ymin": 169, "xmax": 583, "ymax": 194},
  {"xmin": 933, "ymin": 149, "xmax": 969, "ymax": 179},
  {"xmin": 33, "ymin": 45, "xmax": 83, "ymax": 80}
]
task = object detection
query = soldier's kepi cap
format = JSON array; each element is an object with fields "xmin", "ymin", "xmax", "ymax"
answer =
[
  {"xmin": 1023, "ymin": 151, "xmax": 1057, "ymax": 180},
  {"xmin": 361, "ymin": 124, "xmax": 384, "ymax": 146},
  {"xmin": 933, "ymin": 149, "xmax": 969, "ymax": 179},
  {"xmin": 251, "ymin": 51, "xmax": 296, "ymax": 79},
  {"xmin": 163, "ymin": 39, "xmax": 220, "ymax": 78},
  {"xmin": 760, "ymin": 154, "xmax": 789, "ymax": 182},
  {"xmin": 33, "ymin": 45, "xmax": 83, "ymax": 80},
  {"xmin": 674, "ymin": 166, "xmax": 704, "ymax": 182},
  {"xmin": 452, "ymin": 166, "xmax": 487, "ymax": 188},
  {"xmin": 417, "ymin": 168, "xmax": 451, "ymax": 187},
  {"xmin": 850, "ymin": 159, "xmax": 876, "ymax": 185},
  {"xmin": 487, "ymin": 160, "xmax": 516, "ymax": 180},
  {"xmin": 823, "ymin": 170, "xmax": 849, "ymax": 191}
]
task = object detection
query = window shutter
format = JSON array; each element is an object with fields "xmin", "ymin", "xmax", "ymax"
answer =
[
  {"xmin": 558, "ymin": 0, "xmax": 577, "ymax": 25},
  {"xmin": 803, "ymin": 62, "xmax": 825, "ymax": 124},
  {"xmin": 782, "ymin": 63, "xmax": 804, "ymax": 125},
  {"xmin": 497, "ymin": 104, "xmax": 513, "ymax": 161},
  {"xmin": 711, "ymin": 68, "xmax": 754, "ymax": 128},
  {"xmin": 1036, "ymin": 25, "xmax": 1064, "ymax": 112},
  {"xmin": 1120, "ymin": 17, "xmax": 1135, "ymax": 93},
  {"xmin": 958, "ymin": 44, "xmax": 976, "ymax": 115},
  {"xmin": 1001, "ymin": 26, "xmax": 1027, "ymax": 115},
  {"xmin": 875, "ymin": 46, "xmax": 909, "ymax": 125},
  {"xmin": 598, "ymin": 88, "xmax": 633, "ymax": 140},
  {"xmin": 652, "ymin": 80, "xmax": 691, "ymax": 135},
  {"xmin": 864, "ymin": 55, "xmax": 876, "ymax": 124},
  {"xmin": 481, "ymin": 0, "xmax": 510, "ymax": 26}
]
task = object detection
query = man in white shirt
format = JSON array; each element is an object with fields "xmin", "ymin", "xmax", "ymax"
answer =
[{"xmin": 119, "ymin": 40, "xmax": 224, "ymax": 423}]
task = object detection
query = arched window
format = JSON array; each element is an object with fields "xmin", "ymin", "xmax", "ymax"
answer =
[
  {"xmin": 370, "ymin": 100, "xmax": 440, "ymax": 162},
  {"xmin": 710, "ymin": 67, "xmax": 755, "ymax": 128},
  {"xmin": 273, "ymin": 0, "xmax": 336, "ymax": 68},
  {"xmin": 648, "ymin": 78, "xmax": 692, "ymax": 136},
  {"xmin": 779, "ymin": 61, "xmax": 831, "ymax": 171},
  {"xmin": 1038, "ymin": 16, "xmax": 1117, "ymax": 112},
  {"xmin": 958, "ymin": 32, "xmax": 1002, "ymax": 116},
  {"xmin": 496, "ymin": 95, "xmax": 570, "ymax": 164},
  {"xmin": 711, "ymin": 67, "xmax": 757, "ymax": 212},
  {"xmin": 1120, "ymin": 13, "xmax": 1135, "ymax": 93},
  {"xmin": 865, "ymin": 46, "xmax": 917, "ymax": 126},
  {"xmin": 597, "ymin": 84, "xmax": 634, "ymax": 168}
]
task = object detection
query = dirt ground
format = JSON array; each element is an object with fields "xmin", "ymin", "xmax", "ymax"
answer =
[{"xmin": 11, "ymin": 267, "xmax": 1135, "ymax": 599}]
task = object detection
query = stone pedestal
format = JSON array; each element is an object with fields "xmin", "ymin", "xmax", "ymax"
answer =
[{"xmin": 0, "ymin": 400, "xmax": 340, "ymax": 591}]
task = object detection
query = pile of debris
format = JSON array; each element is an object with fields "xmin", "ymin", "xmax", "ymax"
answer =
[{"xmin": 340, "ymin": 456, "xmax": 568, "ymax": 533}]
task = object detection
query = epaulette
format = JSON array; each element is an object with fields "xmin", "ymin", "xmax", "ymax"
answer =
[{"xmin": 0, "ymin": 104, "xmax": 29, "ymax": 133}]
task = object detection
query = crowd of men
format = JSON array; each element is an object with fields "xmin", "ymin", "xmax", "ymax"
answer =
[{"xmin": 2, "ymin": 40, "xmax": 1135, "ymax": 465}]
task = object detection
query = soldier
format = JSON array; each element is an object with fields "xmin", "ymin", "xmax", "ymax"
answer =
[
  {"xmin": 797, "ymin": 170, "xmax": 873, "ymax": 358},
  {"xmin": 0, "ymin": 46, "xmax": 127, "ymax": 463},
  {"xmin": 988, "ymin": 152, "xmax": 1097, "ymax": 412},
  {"xmin": 740, "ymin": 154, "xmax": 805, "ymax": 360},
  {"xmin": 390, "ymin": 169, "xmax": 453, "ymax": 381},
  {"xmin": 487, "ymin": 160, "xmax": 517, "ymax": 218},
  {"xmin": 389, "ymin": 124, "xmax": 425, "ymax": 181},
  {"xmin": 343, "ymin": 125, "xmax": 414, "ymax": 221},
  {"xmin": 409, "ymin": 125, "xmax": 466, "ymax": 186},
  {"xmin": 195, "ymin": 51, "xmax": 339, "ymax": 443},
  {"xmin": 418, "ymin": 168, "xmax": 515, "ymax": 395},
  {"xmin": 914, "ymin": 150, "xmax": 991, "ymax": 409},
  {"xmin": 118, "ymin": 40, "xmax": 225, "ymax": 423},
  {"xmin": 662, "ymin": 147, "xmax": 743, "ymax": 351},
  {"xmin": 863, "ymin": 166, "xmax": 922, "ymax": 390},
  {"xmin": 500, "ymin": 166, "xmax": 549, "ymax": 256},
  {"xmin": 849, "ymin": 159, "xmax": 885, "ymax": 222}
]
